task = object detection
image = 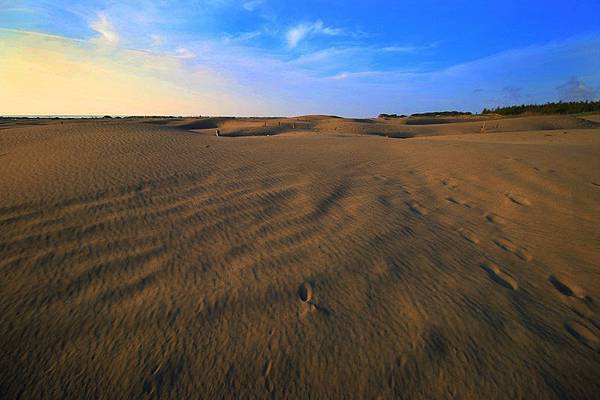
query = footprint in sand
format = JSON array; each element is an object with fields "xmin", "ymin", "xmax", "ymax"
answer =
[
  {"xmin": 446, "ymin": 196, "xmax": 471, "ymax": 208},
  {"xmin": 459, "ymin": 229, "xmax": 479, "ymax": 244},
  {"xmin": 441, "ymin": 178, "xmax": 458, "ymax": 190},
  {"xmin": 481, "ymin": 261, "xmax": 518, "ymax": 290},
  {"xmin": 549, "ymin": 275, "xmax": 598, "ymax": 317},
  {"xmin": 494, "ymin": 238, "xmax": 533, "ymax": 261},
  {"xmin": 485, "ymin": 213, "xmax": 506, "ymax": 226},
  {"xmin": 298, "ymin": 282, "xmax": 331, "ymax": 317},
  {"xmin": 565, "ymin": 321, "xmax": 599, "ymax": 350},
  {"xmin": 298, "ymin": 282, "xmax": 313, "ymax": 303},
  {"xmin": 263, "ymin": 360, "xmax": 273, "ymax": 376},
  {"xmin": 377, "ymin": 195, "xmax": 392, "ymax": 207},
  {"xmin": 506, "ymin": 193, "xmax": 531, "ymax": 206},
  {"xmin": 548, "ymin": 275, "xmax": 587, "ymax": 300},
  {"xmin": 407, "ymin": 201, "xmax": 428, "ymax": 216},
  {"xmin": 262, "ymin": 359, "xmax": 274, "ymax": 392}
]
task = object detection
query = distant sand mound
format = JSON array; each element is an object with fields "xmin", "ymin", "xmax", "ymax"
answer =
[{"xmin": 0, "ymin": 114, "xmax": 599, "ymax": 398}]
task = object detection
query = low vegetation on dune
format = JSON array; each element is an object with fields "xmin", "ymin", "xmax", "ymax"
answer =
[
  {"xmin": 378, "ymin": 113, "xmax": 407, "ymax": 119},
  {"xmin": 379, "ymin": 111, "xmax": 473, "ymax": 119},
  {"xmin": 410, "ymin": 111, "xmax": 473, "ymax": 117},
  {"xmin": 380, "ymin": 101, "xmax": 600, "ymax": 121},
  {"xmin": 482, "ymin": 100, "xmax": 600, "ymax": 116}
]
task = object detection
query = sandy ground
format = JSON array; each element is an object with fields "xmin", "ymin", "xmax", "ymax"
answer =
[{"xmin": 0, "ymin": 114, "xmax": 599, "ymax": 399}]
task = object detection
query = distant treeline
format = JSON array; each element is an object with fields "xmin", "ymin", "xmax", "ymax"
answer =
[
  {"xmin": 379, "ymin": 111, "xmax": 473, "ymax": 118},
  {"xmin": 482, "ymin": 100, "xmax": 600, "ymax": 116},
  {"xmin": 411, "ymin": 111, "xmax": 472, "ymax": 117},
  {"xmin": 378, "ymin": 113, "xmax": 407, "ymax": 118}
]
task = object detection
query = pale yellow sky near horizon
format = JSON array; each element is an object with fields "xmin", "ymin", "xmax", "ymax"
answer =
[
  {"xmin": 0, "ymin": 30, "xmax": 269, "ymax": 116},
  {"xmin": 2, "ymin": 23, "xmax": 598, "ymax": 117}
]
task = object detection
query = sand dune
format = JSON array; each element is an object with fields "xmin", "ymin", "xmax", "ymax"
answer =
[
  {"xmin": 137, "ymin": 113, "xmax": 600, "ymax": 139},
  {"xmin": 0, "ymin": 114, "xmax": 599, "ymax": 398}
]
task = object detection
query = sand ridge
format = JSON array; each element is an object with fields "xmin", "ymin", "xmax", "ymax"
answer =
[{"xmin": 0, "ymin": 114, "xmax": 599, "ymax": 398}]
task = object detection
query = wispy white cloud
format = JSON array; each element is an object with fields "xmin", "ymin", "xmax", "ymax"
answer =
[
  {"xmin": 379, "ymin": 41, "xmax": 439, "ymax": 54},
  {"xmin": 286, "ymin": 20, "xmax": 342, "ymax": 48},
  {"xmin": 175, "ymin": 47, "xmax": 196, "ymax": 59},
  {"xmin": 1, "ymin": 7, "xmax": 37, "ymax": 14},
  {"xmin": 0, "ymin": 28, "xmax": 270, "ymax": 116},
  {"xmin": 150, "ymin": 34, "xmax": 163, "ymax": 46},
  {"xmin": 2, "ymin": 2, "xmax": 599, "ymax": 117},
  {"xmin": 381, "ymin": 46, "xmax": 419, "ymax": 53},
  {"xmin": 330, "ymin": 71, "xmax": 382, "ymax": 80},
  {"xmin": 290, "ymin": 47, "xmax": 354, "ymax": 65},
  {"xmin": 242, "ymin": 0, "xmax": 263, "ymax": 11},
  {"xmin": 0, "ymin": 27, "xmax": 85, "ymax": 43},
  {"xmin": 222, "ymin": 30, "xmax": 262, "ymax": 44},
  {"xmin": 89, "ymin": 12, "xmax": 119, "ymax": 46},
  {"xmin": 557, "ymin": 77, "xmax": 597, "ymax": 101}
]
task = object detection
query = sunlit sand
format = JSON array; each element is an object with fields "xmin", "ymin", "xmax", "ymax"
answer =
[{"xmin": 1, "ymin": 113, "xmax": 598, "ymax": 398}]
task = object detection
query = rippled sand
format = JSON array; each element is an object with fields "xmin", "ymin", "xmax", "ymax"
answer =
[{"xmin": 1, "ymin": 115, "xmax": 599, "ymax": 398}]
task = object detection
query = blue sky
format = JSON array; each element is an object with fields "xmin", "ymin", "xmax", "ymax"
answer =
[{"xmin": 1, "ymin": 0, "xmax": 599, "ymax": 116}]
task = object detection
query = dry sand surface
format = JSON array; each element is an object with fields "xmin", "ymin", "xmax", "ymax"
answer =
[{"xmin": 1, "ymin": 114, "xmax": 599, "ymax": 399}]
